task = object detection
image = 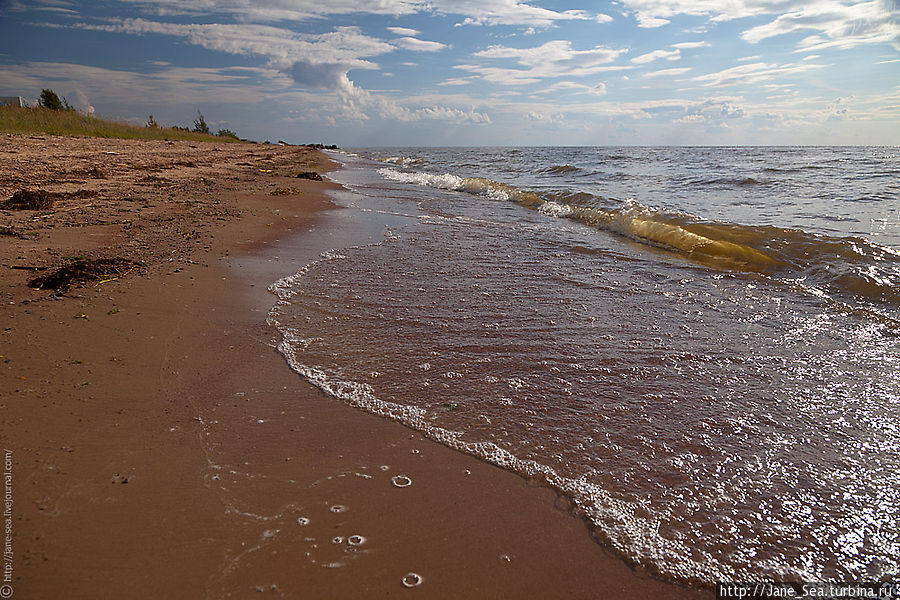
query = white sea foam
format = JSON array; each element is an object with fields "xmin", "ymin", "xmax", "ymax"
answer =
[{"xmin": 538, "ymin": 200, "xmax": 574, "ymax": 218}]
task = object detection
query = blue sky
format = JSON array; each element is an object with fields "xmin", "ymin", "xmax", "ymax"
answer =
[{"xmin": 0, "ymin": 0, "xmax": 897, "ymax": 145}]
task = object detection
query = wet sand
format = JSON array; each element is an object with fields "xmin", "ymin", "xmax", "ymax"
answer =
[{"xmin": 0, "ymin": 134, "xmax": 711, "ymax": 598}]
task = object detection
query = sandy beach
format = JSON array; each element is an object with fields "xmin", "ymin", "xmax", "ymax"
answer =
[{"xmin": 0, "ymin": 134, "xmax": 711, "ymax": 599}]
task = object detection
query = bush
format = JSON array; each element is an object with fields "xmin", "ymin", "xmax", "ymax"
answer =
[
  {"xmin": 192, "ymin": 110, "xmax": 209, "ymax": 134},
  {"xmin": 39, "ymin": 89, "xmax": 64, "ymax": 111},
  {"xmin": 216, "ymin": 128, "xmax": 238, "ymax": 139},
  {"xmin": 146, "ymin": 114, "xmax": 158, "ymax": 128}
]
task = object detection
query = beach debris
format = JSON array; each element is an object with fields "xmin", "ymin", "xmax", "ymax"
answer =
[
  {"xmin": 2, "ymin": 190, "xmax": 54, "ymax": 210},
  {"xmin": 269, "ymin": 187, "xmax": 303, "ymax": 196},
  {"xmin": 2, "ymin": 188, "xmax": 101, "ymax": 211},
  {"xmin": 329, "ymin": 504, "xmax": 347, "ymax": 513},
  {"xmin": 76, "ymin": 166, "xmax": 106, "ymax": 178},
  {"xmin": 294, "ymin": 171, "xmax": 323, "ymax": 181},
  {"xmin": 296, "ymin": 517, "xmax": 310, "ymax": 526},
  {"xmin": 74, "ymin": 313, "xmax": 88, "ymax": 320},
  {"xmin": 29, "ymin": 257, "xmax": 136, "ymax": 292},
  {"xmin": 391, "ymin": 475, "xmax": 412, "ymax": 488},
  {"xmin": 332, "ymin": 536, "xmax": 345, "ymax": 545},
  {"xmin": 401, "ymin": 573, "xmax": 423, "ymax": 588}
]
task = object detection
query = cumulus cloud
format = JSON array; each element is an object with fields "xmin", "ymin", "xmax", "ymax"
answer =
[{"xmin": 59, "ymin": 16, "xmax": 484, "ymax": 124}]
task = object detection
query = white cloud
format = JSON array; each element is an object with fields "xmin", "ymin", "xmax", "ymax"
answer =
[
  {"xmin": 460, "ymin": 40, "xmax": 629, "ymax": 85},
  {"xmin": 113, "ymin": 0, "xmax": 422, "ymax": 22},
  {"xmin": 741, "ymin": 0, "xmax": 898, "ymax": 51},
  {"xmin": 636, "ymin": 15, "xmax": 671, "ymax": 28},
  {"xmin": 71, "ymin": 19, "xmax": 394, "ymax": 72},
  {"xmin": 110, "ymin": 0, "xmax": 599, "ymax": 28},
  {"xmin": 387, "ymin": 27, "xmax": 421, "ymax": 36},
  {"xmin": 0, "ymin": 61, "xmax": 288, "ymax": 107},
  {"xmin": 438, "ymin": 77, "xmax": 478, "ymax": 86},
  {"xmin": 671, "ymin": 41, "xmax": 711, "ymax": 48},
  {"xmin": 596, "ymin": 13, "xmax": 614, "ymax": 23},
  {"xmin": 692, "ymin": 61, "xmax": 827, "ymax": 86},
  {"xmin": 542, "ymin": 81, "xmax": 608, "ymax": 95},
  {"xmin": 57, "ymin": 17, "xmax": 484, "ymax": 125},
  {"xmin": 616, "ymin": 0, "xmax": 897, "ymax": 50},
  {"xmin": 393, "ymin": 37, "xmax": 448, "ymax": 52},
  {"xmin": 618, "ymin": 0, "xmax": 793, "ymax": 25},
  {"xmin": 631, "ymin": 49, "xmax": 681, "ymax": 63},
  {"xmin": 448, "ymin": 3, "xmax": 596, "ymax": 27},
  {"xmin": 643, "ymin": 67, "xmax": 693, "ymax": 77}
]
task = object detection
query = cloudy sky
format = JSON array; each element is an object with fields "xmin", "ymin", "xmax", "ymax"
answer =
[{"xmin": 0, "ymin": 0, "xmax": 897, "ymax": 145}]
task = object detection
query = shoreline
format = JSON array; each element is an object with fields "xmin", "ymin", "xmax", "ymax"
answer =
[{"xmin": 1, "ymin": 134, "xmax": 710, "ymax": 598}]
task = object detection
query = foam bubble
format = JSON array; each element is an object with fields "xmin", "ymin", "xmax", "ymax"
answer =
[
  {"xmin": 391, "ymin": 475, "xmax": 412, "ymax": 488},
  {"xmin": 401, "ymin": 573, "xmax": 423, "ymax": 588}
]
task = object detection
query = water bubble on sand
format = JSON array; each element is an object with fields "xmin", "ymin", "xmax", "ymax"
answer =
[
  {"xmin": 297, "ymin": 517, "xmax": 310, "ymax": 526},
  {"xmin": 499, "ymin": 554, "xmax": 511, "ymax": 563},
  {"xmin": 348, "ymin": 535, "xmax": 366, "ymax": 546},
  {"xmin": 332, "ymin": 536, "xmax": 345, "ymax": 544},
  {"xmin": 392, "ymin": 475, "xmax": 412, "ymax": 488},
  {"xmin": 380, "ymin": 465, "xmax": 390, "ymax": 471},
  {"xmin": 410, "ymin": 449, "xmax": 420, "ymax": 455},
  {"xmin": 401, "ymin": 572, "xmax": 423, "ymax": 588},
  {"xmin": 330, "ymin": 504, "xmax": 348, "ymax": 513}
]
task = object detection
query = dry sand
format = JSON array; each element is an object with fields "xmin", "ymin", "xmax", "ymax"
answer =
[{"xmin": 0, "ymin": 134, "xmax": 711, "ymax": 599}]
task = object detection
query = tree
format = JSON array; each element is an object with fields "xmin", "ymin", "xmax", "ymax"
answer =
[
  {"xmin": 192, "ymin": 110, "xmax": 209, "ymax": 134},
  {"xmin": 39, "ymin": 89, "xmax": 64, "ymax": 111}
]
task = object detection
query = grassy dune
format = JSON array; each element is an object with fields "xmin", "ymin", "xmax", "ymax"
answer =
[{"xmin": 0, "ymin": 105, "xmax": 242, "ymax": 142}]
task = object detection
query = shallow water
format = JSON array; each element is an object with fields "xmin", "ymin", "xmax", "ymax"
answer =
[{"xmin": 268, "ymin": 147, "xmax": 900, "ymax": 586}]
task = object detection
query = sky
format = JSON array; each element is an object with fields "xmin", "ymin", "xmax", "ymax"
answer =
[{"xmin": 0, "ymin": 0, "xmax": 897, "ymax": 146}]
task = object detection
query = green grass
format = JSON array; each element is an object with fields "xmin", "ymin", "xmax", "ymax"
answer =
[{"xmin": 0, "ymin": 106, "xmax": 244, "ymax": 143}]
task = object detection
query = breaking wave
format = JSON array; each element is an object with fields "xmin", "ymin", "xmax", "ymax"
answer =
[{"xmin": 378, "ymin": 167, "xmax": 900, "ymax": 307}]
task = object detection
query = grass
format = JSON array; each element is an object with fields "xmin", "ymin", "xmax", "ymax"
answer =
[{"xmin": 0, "ymin": 106, "xmax": 244, "ymax": 143}]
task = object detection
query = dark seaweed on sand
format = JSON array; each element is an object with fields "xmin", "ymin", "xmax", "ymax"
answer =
[
  {"xmin": 2, "ymin": 190, "xmax": 54, "ymax": 210},
  {"xmin": 1, "ymin": 189, "xmax": 100, "ymax": 211},
  {"xmin": 29, "ymin": 257, "xmax": 137, "ymax": 292}
]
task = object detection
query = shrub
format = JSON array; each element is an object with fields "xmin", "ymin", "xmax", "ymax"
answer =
[
  {"xmin": 39, "ymin": 89, "xmax": 64, "ymax": 111},
  {"xmin": 193, "ymin": 110, "xmax": 209, "ymax": 134},
  {"xmin": 216, "ymin": 128, "xmax": 238, "ymax": 139}
]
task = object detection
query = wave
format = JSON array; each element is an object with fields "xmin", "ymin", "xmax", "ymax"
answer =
[
  {"xmin": 684, "ymin": 176, "xmax": 767, "ymax": 187},
  {"xmin": 378, "ymin": 155, "xmax": 427, "ymax": 168},
  {"xmin": 540, "ymin": 164, "xmax": 581, "ymax": 175},
  {"xmin": 378, "ymin": 167, "xmax": 900, "ymax": 307}
]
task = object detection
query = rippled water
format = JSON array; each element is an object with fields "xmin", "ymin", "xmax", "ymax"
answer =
[{"xmin": 268, "ymin": 147, "xmax": 900, "ymax": 586}]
